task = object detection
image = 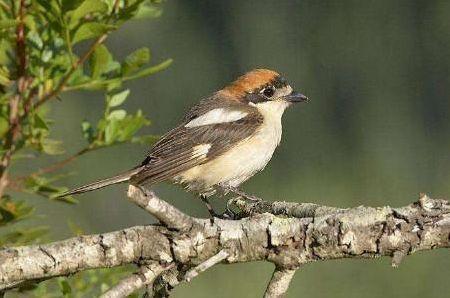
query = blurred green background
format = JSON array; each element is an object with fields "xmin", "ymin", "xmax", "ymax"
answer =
[{"xmin": 16, "ymin": 0, "xmax": 450, "ymax": 297}]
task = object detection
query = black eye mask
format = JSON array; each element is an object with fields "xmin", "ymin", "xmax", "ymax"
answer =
[
  {"xmin": 243, "ymin": 92, "xmax": 268, "ymax": 104},
  {"xmin": 243, "ymin": 75, "xmax": 289, "ymax": 104}
]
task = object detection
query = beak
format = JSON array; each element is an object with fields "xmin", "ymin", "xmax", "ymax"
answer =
[{"xmin": 283, "ymin": 91, "xmax": 309, "ymax": 103}]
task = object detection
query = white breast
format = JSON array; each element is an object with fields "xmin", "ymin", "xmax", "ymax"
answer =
[{"xmin": 176, "ymin": 100, "xmax": 290, "ymax": 195}]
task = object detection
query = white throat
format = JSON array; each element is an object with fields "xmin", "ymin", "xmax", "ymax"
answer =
[{"xmin": 253, "ymin": 100, "xmax": 290, "ymax": 120}]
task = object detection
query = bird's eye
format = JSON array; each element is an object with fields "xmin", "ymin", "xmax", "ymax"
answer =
[{"xmin": 262, "ymin": 86, "xmax": 275, "ymax": 98}]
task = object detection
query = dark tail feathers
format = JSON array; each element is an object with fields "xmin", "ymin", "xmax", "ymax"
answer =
[{"xmin": 58, "ymin": 167, "xmax": 143, "ymax": 197}]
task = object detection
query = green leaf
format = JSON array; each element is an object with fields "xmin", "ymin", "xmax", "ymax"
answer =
[
  {"xmin": 122, "ymin": 47, "xmax": 150, "ymax": 75},
  {"xmin": 90, "ymin": 44, "xmax": 115, "ymax": 79},
  {"xmin": 0, "ymin": 19, "xmax": 17, "ymax": 29},
  {"xmin": 81, "ymin": 120, "xmax": 95, "ymax": 143},
  {"xmin": 61, "ymin": 0, "xmax": 86, "ymax": 12},
  {"xmin": 108, "ymin": 89, "xmax": 130, "ymax": 107},
  {"xmin": 35, "ymin": 0, "xmax": 61, "ymax": 17},
  {"xmin": 0, "ymin": 198, "xmax": 34, "ymax": 226},
  {"xmin": 41, "ymin": 139, "xmax": 65, "ymax": 155},
  {"xmin": 118, "ymin": 0, "xmax": 147, "ymax": 21},
  {"xmin": 24, "ymin": 176, "xmax": 77, "ymax": 203},
  {"xmin": 0, "ymin": 66, "xmax": 10, "ymax": 86},
  {"xmin": 67, "ymin": 67, "xmax": 90, "ymax": 86},
  {"xmin": 107, "ymin": 109, "xmax": 127, "ymax": 120},
  {"xmin": 102, "ymin": 110, "xmax": 151, "ymax": 144},
  {"xmin": 0, "ymin": 117, "xmax": 8, "ymax": 137},
  {"xmin": 41, "ymin": 49, "xmax": 53, "ymax": 63},
  {"xmin": 0, "ymin": 40, "xmax": 12, "ymax": 66},
  {"xmin": 117, "ymin": 110, "xmax": 150, "ymax": 140},
  {"xmin": 104, "ymin": 119, "xmax": 119, "ymax": 144},
  {"xmin": 27, "ymin": 31, "xmax": 44, "ymax": 49},
  {"xmin": 34, "ymin": 114, "xmax": 49, "ymax": 130},
  {"xmin": 0, "ymin": 227, "xmax": 49, "ymax": 246},
  {"xmin": 72, "ymin": 23, "xmax": 116, "ymax": 44},
  {"xmin": 106, "ymin": 79, "xmax": 122, "ymax": 91},
  {"xmin": 23, "ymin": 14, "xmax": 37, "ymax": 32},
  {"xmin": 69, "ymin": 0, "xmax": 109, "ymax": 28},
  {"xmin": 133, "ymin": 4, "xmax": 162, "ymax": 19},
  {"xmin": 131, "ymin": 134, "xmax": 159, "ymax": 145},
  {"xmin": 53, "ymin": 194, "xmax": 79, "ymax": 204},
  {"xmin": 58, "ymin": 278, "xmax": 72, "ymax": 296},
  {"xmin": 125, "ymin": 58, "xmax": 172, "ymax": 80}
]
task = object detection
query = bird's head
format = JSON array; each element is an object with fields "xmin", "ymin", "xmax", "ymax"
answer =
[{"xmin": 220, "ymin": 69, "xmax": 308, "ymax": 112}]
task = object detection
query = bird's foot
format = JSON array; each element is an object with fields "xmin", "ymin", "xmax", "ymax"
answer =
[
  {"xmin": 201, "ymin": 195, "xmax": 238, "ymax": 221},
  {"xmin": 200, "ymin": 195, "xmax": 221, "ymax": 223},
  {"xmin": 219, "ymin": 185, "xmax": 263, "ymax": 202}
]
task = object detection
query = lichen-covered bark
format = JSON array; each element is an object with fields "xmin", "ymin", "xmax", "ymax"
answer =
[{"xmin": 1, "ymin": 191, "xmax": 449, "ymax": 297}]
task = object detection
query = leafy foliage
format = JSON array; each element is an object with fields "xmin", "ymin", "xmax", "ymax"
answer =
[{"xmin": 0, "ymin": 0, "xmax": 169, "ymax": 295}]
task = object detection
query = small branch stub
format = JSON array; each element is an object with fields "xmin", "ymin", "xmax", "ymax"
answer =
[
  {"xmin": 264, "ymin": 267, "xmax": 297, "ymax": 298},
  {"xmin": 127, "ymin": 185, "xmax": 196, "ymax": 231},
  {"xmin": 101, "ymin": 263, "xmax": 171, "ymax": 298},
  {"xmin": 184, "ymin": 249, "xmax": 230, "ymax": 282}
]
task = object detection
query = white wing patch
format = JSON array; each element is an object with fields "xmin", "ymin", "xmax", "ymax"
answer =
[
  {"xmin": 192, "ymin": 144, "xmax": 211, "ymax": 157},
  {"xmin": 185, "ymin": 108, "xmax": 248, "ymax": 128}
]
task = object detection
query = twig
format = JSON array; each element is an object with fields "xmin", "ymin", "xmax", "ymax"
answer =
[
  {"xmin": 36, "ymin": 147, "xmax": 91, "ymax": 175},
  {"xmin": 15, "ymin": 0, "xmax": 26, "ymax": 78},
  {"xmin": 13, "ymin": 147, "xmax": 92, "ymax": 191},
  {"xmin": 101, "ymin": 263, "xmax": 170, "ymax": 298},
  {"xmin": 0, "ymin": 0, "xmax": 27, "ymax": 199},
  {"xmin": 264, "ymin": 267, "xmax": 297, "ymax": 298},
  {"xmin": 127, "ymin": 185, "xmax": 197, "ymax": 231},
  {"xmin": 27, "ymin": 137, "xmax": 146, "ymax": 179},
  {"xmin": 184, "ymin": 249, "xmax": 229, "ymax": 282},
  {"xmin": 63, "ymin": 58, "xmax": 173, "ymax": 91},
  {"xmin": 0, "ymin": 0, "xmax": 10, "ymax": 12},
  {"xmin": 34, "ymin": 0, "xmax": 121, "ymax": 108},
  {"xmin": 34, "ymin": 35, "xmax": 107, "ymax": 109}
]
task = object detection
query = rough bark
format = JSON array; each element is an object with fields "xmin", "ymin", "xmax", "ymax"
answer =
[
  {"xmin": 1, "ymin": 188, "xmax": 449, "ymax": 297},
  {"xmin": 264, "ymin": 268, "xmax": 297, "ymax": 298}
]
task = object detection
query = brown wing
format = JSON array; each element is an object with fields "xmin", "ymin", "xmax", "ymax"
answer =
[{"xmin": 130, "ymin": 100, "xmax": 262, "ymax": 185}]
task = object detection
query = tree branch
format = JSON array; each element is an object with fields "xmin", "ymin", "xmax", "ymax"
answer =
[
  {"xmin": 1, "ymin": 191, "xmax": 449, "ymax": 297},
  {"xmin": 264, "ymin": 267, "xmax": 297, "ymax": 298},
  {"xmin": 127, "ymin": 185, "xmax": 197, "ymax": 231},
  {"xmin": 101, "ymin": 262, "xmax": 171, "ymax": 298}
]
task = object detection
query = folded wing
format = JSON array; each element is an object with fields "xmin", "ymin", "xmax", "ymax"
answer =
[{"xmin": 131, "ymin": 99, "xmax": 262, "ymax": 185}]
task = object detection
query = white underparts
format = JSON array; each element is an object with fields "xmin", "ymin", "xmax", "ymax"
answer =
[{"xmin": 185, "ymin": 108, "xmax": 248, "ymax": 128}]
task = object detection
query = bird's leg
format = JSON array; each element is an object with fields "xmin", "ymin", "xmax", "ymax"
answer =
[
  {"xmin": 200, "ymin": 195, "xmax": 219, "ymax": 219},
  {"xmin": 219, "ymin": 185, "xmax": 263, "ymax": 202}
]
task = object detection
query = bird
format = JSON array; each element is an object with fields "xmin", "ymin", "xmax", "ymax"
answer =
[{"xmin": 59, "ymin": 69, "xmax": 308, "ymax": 214}]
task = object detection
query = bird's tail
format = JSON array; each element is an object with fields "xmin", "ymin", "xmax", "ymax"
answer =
[{"xmin": 58, "ymin": 167, "xmax": 143, "ymax": 197}]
